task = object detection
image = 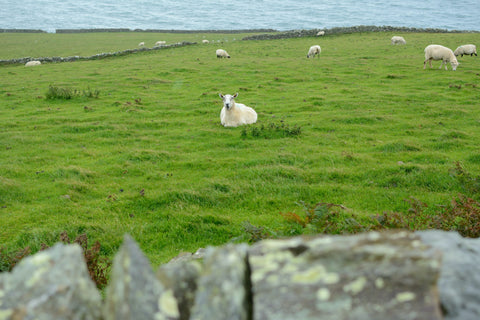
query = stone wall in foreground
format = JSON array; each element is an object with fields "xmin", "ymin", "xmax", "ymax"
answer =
[{"xmin": 1, "ymin": 230, "xmax": 479, "ymax": 320}]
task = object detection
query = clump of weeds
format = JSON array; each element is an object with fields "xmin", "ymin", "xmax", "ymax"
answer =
[
  {"xmin": 0, "ymin": 231, "xmax": 111, "ymax": 289},
  {"xmin": 241, "ymin": 121, "xmax": 301, "ymax": 139}
]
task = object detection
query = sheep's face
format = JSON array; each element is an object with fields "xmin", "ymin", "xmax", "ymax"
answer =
[
  {"xmin": 219, "ymin": 93, "xmax": 238, "ymax": 110},
  {"xmin": 451, "ymin": 61, "xmax": 459, "ymax": 71}
]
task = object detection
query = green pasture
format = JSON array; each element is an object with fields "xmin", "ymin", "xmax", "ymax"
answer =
[{"xmin": 1, "ymin": 31, "xmax": 480, "ymax": 267}]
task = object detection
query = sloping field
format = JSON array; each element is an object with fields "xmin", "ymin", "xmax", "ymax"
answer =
[{"xmin": 1, "ymin": 30, "xmax": 479, "ymax": 266}]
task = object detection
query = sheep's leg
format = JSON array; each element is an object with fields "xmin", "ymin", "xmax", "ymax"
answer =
[{"xmin": 423, "ymin": 59, "xmax": 430, "ymax": 69}]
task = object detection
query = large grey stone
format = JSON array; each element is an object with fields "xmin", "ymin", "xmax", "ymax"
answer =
[
  {"xmin": 190, "ymin": 243, "xmax": 251, "ymax": 320},
  {"xmin": 157, "ymin": 260, "xmax": 202, "ymax": 320},
  {"xmin": 249, "ymin": 231, "xmax": 442, "ymax": 320},
  {"xmin": 417, "ymin": 230, "xmax": 480, "ymax": 320},
  {"xmin": 103, "ymin": 235, "xmax": 179, "ymax": 320},
  {"xmin": 0, "ymin": 243, "xmax": 102, "ymax": 320}
]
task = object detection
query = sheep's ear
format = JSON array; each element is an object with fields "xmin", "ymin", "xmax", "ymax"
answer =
[
  {"xmin": 233, "ymin": 93, "xmax": 238, "ymax": 98},
  {"xmin": 219, "ymin": 93, "xmax": 224, "ymax": 99}
]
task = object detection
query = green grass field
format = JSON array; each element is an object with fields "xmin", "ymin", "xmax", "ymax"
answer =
[{"xmin": 1, "ymin": 31, "xmax": 480, "ymax": 267}]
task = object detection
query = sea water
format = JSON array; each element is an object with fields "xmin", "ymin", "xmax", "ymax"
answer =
[{"xmin": 1, "ymin": 0, "xmax": 479, "ymax": 32}]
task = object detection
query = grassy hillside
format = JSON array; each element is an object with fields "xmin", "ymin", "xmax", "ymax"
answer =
[{"xmin": 1, "ymin": 31, "xmax": 480, "ymax": 267}]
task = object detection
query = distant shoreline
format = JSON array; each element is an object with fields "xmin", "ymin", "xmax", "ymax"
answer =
[{"xmin": 1, "ymin": 25, "xmax": 479, "ymax": 34}]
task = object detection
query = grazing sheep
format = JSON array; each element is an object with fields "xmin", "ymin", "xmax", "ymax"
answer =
[
  {"xmin": 391, "ymin": 36, "xmax": 406, "ymax": 45},
  {"xmin": 25, "ymin": 60, "xmax": 41, "ymax": 67},
  {"xmin": 216, "ymin": 49, "xmax": 230, "ymax": 58},
  {"xmin": 202, "ymin": 39, "xmax": 210, "ymax": 44},
  {"xmin": 316, "ymin": 31, "xmax": 325, "ymax": 36},
  {"xmin": 307, "ymin": 45, "xmax": 321, "ymax": 58},
  {"xmin": 219, "ymin": 93, "xmax": 257, "ymax": 127},
  {"xmin": 155, "ymin": 41, "xmax": 166, "ymax": 46},
  {"xmin": 138, "ymin": 42, "xmax": 145, "ymax": 47},
  {"xmin": 454, "ymin": 44, "xmax": 477, "ymax": 57},
  {"xmin": 424, "ymin": 44, "xmax": 459, "ymax": 71}
]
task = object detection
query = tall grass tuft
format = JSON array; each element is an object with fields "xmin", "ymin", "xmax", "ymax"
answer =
[
  {"xmin": 45, "ymin": 85, "xmax": 100, "ymax": 99},
  {"xmin": 45, "ymin": 85, "xmax": 79, "ymax": 99},
  {"xmin": 82, "ymin": 87, "xmax": 101, "ymax": 98},
  {"xmin": 241, "ymin": 121, "xmax": 301, "ymax": 139}
]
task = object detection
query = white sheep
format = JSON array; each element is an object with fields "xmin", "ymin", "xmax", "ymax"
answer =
[
  {"xmin": 216, "ymin": 49, "xmax": 230, "ymax": 58},
  {"xmin": 25, "ymin": 60, "xmax": 41, "ymax": 67},
  {"xmin": 316, "ymin": 31, "xmax": 325, "ymax": 36},
  {"xmin": 138, "ymin": 42, "xmax": 145, "ymax": 47},
  {"xmin": 155, "ymin": 41, "xmax": 166, "ymax": 46},
  {"xmin": 307, "ymin": 45, "xmax": 321, "ymax": 58},
  {"xmin": 391, "ymin": 36, "xmax": 406, "ymax": 45},
  {"xmin": 219, "ymin": 93, "xmax": 257, "ymax": 127},
  {"xmin": 202, "ymin": 39, "xmax": 210, "ymax": 44},
  {"xmin": 454, "ymin": 44, "xmax": 477, "ymax": 57},
  {"xmin": 424, "ymin": 44, "xmax": 459, "ymax": 71}
]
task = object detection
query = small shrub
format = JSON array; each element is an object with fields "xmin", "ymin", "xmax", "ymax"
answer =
[
  {"xmin": 0, "ymin": 231, "xmax": 111, "ymax": 289},
  {"xmin": 46, "ymin": 85, "xmax": 100, "ymax": 100},
  {"xmin": 377, "ymin": 194, "xmax": 480, "ymax": 238},
  {"xmin": 82, "ymin": 87, "xmax": 101, "ymax": 98},
  {"xmin": 58, "ymin": 231, "xmax": 111, "ymax": 289},
  {"xmin": 431, "ymin": 195, "xmax": 480, "ymax": 238},
  {"xmin": 375, "ymin": 197, "xmax": 429, "ymax": 230},
  {"xmin": 449, "ymin": 161, "xmax": 480, "ymax": 197},
  {"xmin": 280, "ymin": 201, "xmax": 367, "ymax": 235},
  {"xmin": 231, "ymin": 221, "xmax": 273, "ymax": 243},
  {"xmin": 241, "ymin": 121, "xmax": 301, "ymax": 139},
  {"xmin": 46, "ymin": 85, "xmax": 79, "ymax": 100},
  {"xmin": 0, "ymin": 246, "xmax": 31, "ymax": 272}
]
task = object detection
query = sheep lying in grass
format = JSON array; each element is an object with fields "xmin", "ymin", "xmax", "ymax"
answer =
[
  {"xmin": 391, "ymin": 36, "xmax": 406, "ymax": 45},
  {"xmin": 424, "ymin": 44, "xmax": 459, "ymax": 71},
  {"xmin": 202, "ymin": 39, "xmax": 210, "ymax": 44},
  {"xmin": 25, "ymin": 61, "xmax": 41, "ymax": 67},
  {"xmin": 454, "ymin": 44, "xmax": 477, "ymax": 57},
  {"xmin": 219, "ymin": 93, "xmax": 257, "ymax": 127},
  {"xmin": 138, "ymin": 42, "xmax": 145, "ymax": 47},
  {"xmin": 216, "ymin": 49, "xmax": 230, "ymax": 58},
  {"xmin": 307, "ymin": 45, "xmax": 321, "ymax": 58},
  {"xmin": 316, "ymin": 31, "xmax": 325, "ymax": 36},
  {"xmin": 155, "ymin": 41, "xmax": 166, "ymax": 46}
]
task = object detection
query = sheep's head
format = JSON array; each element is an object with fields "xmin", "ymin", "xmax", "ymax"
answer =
[
  {"xmin": 219, "ymin": 93, "xmax": 238, "ymax": 110},
  {"xmin": 451, "ymin": 60, "xmax": 459, "ymax": 71}
]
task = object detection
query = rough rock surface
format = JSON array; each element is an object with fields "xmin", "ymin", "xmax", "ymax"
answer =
[
  {"xmin": 2, "ymin": 230, "xmax": 479, "ymax": 319},
  {"xmin": 249, "ymin": 231, "xmax": 442, "ymax": 320},
  {"xmin": 0, "ymin": 243, "xmax": 102, "ymax": 320},
  {"xmin": 157, "ymin": 260, "xmax": 202, "ymax": 320},
  {"xmin": 417, "ymin": 230, "xmax": 480, "ymax": 320},
  {"xmin": 103, "ymin": 235, "xmax": 179, "ymax": 320},
  {"xmin": 189, "ymin": 244, "xmax": 251, "ymax": 320}
]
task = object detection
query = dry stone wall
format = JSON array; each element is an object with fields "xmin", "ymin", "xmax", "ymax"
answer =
[
  {"xmin": 1, "ymin": 230, "xmax": 479, "ymax": 320},
  {"xmin": 0, "ymin": 41, "xmax": 197, "ymax": 66},
  {"xmin": 241, "ymin": 25, "xmax": 474, "ymax": 41}
]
